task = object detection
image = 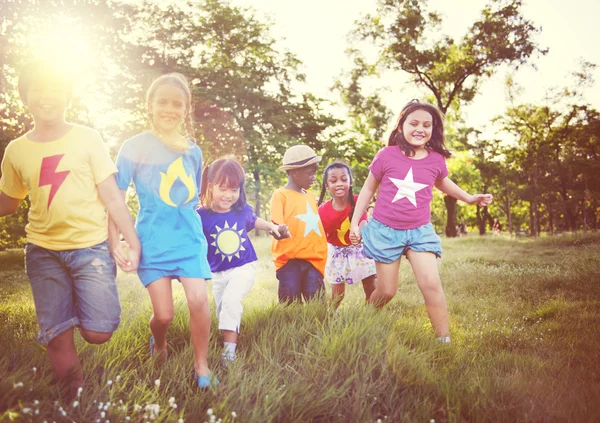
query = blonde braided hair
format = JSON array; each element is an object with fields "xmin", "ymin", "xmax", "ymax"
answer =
[{"xmin": 146, "ymin": 72, "xmax": 196, "ymax": 152}]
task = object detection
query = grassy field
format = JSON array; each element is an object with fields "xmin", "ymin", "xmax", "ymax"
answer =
[{"xmin": 0, "ymin": 233, "xmax": 599, "ymax": 422}]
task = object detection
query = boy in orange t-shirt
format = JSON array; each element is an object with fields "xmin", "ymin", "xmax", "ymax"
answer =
[{"xmin": 270, "ymin": 145, "xmax": 328, "ymax": 304}]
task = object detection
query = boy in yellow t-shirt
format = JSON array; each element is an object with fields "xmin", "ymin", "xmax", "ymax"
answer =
[
  {"xmin": 270, "ymin": 145, "xmax": 328, "ymax": 304},
  {"xmin": 0, "ymin": 60, "xmax": 140, "ymax": 395}
]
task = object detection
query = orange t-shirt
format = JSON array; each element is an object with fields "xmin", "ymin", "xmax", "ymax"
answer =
[{"xmin": 269, "ymin": 188, "xmax": 327, "ymax": 276}]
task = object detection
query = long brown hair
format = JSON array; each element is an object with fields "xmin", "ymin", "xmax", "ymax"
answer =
[
  {"xmin": 200, "ymin": 157, "xmax": 248, "ymax": 212},
  {"xmin": 388, "ymin": 100, "xmax": 451, "ymax": 158}
]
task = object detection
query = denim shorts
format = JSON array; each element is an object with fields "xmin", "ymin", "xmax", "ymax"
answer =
[
  {"xmin": 362, "ymin": 219, "xmax": 442, "ymax": 263},
  {"xmin": 276, "ymin": 259, "xmax": 324, "ymax": 304},
  {"xmin": 25, "ymin": 240, "xmax": 121, "ymax": 345}
]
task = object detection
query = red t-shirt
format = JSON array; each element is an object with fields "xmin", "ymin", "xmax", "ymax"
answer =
[{"xmin": 318, "ymin": 195, "xmax": 368, "ymax": 247}]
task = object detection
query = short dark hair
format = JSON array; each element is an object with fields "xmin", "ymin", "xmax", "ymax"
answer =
[{"xmin": 18, "ymin": 60, "xmax": 73, "ymax": 105}]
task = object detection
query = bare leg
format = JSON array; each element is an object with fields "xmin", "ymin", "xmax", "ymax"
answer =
[
  {"xmin": 223, "ymin": 330, "xmax": 237, "ymax": 344},
  {"xmin": 406, "ymin": 250, "xmax": 449, "ymax": 337},
  {"xmin": 368, "ymin": 260, "xmax": 401, "ymax": 308},
  {"xmin": 46, "ymin": 328, "xmax": 83, "ymax": 394},
  {"xmin": 331, "ymin": 284, "xmax": 345, "ymax": 310},
  {"xmin": 146, "ymin": 277, "xmax": 174, "ymax": 359},
  {"xmin": 180, "ymin": 277, "xmax": 211, "ymax": 377},
  {"xmin": 361, "ymin": 275, "xmax": 376, "ymax": 302}
]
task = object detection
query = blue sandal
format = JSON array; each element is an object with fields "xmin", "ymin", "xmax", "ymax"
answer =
[
  {"xmin": 195, "ymin": 372, "xmax": 219, "ymax": 389},
  {"xmin": 149, "ymin": 336, "xmax": 155, "ymax": 356}
]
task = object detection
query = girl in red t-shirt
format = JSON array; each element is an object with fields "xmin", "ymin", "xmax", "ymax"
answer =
[{"xmin": 318, "ymin": 162, "xmax": 376, "ymax": 309}]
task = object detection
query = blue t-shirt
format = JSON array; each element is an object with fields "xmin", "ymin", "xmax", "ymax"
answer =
[
  {"xmin": 115, "ymin": 131, "xmax": 211, "ymax": 285},
  {"xmin": 197, "ymin": 204, "xmax": 258, "ymax": 273}
]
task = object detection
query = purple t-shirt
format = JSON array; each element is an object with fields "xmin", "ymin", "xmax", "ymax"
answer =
[
  {"xmin": 197, "ymin": 204, "xmax": 258, "ymax": 273},
  {"xmin": 369, "ymin": 146, "xmax": 448, "ymax": 230}
]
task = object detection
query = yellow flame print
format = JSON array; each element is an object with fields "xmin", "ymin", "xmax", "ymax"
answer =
[{"xmin": 159, "ymin": 157, "xmax": 195, "ymax": 207}]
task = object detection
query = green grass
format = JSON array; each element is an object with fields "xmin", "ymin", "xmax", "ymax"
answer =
[{"xmin": 1, "ymin": 233, "xmax": 599, "ymax": 422}]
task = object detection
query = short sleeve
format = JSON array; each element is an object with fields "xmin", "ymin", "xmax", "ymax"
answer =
[
  {"xmin": 368, "ymin": 149, "xmax": 385, "ymax": 181},
  {"xmin": 115, "ymin": 140, "xmax": 137, "ymax": 190},
  {"xmin": 88, "ymin": 131, "xmax": 118, "ymax": 185},
  {"xmin": 245, "ymin": 204, "xmax": 258, "ymax": 232},
  {"xmin": 0, "ymin": 145, "xmax": 27, "ymax": 199},
  {"xmin": 270, "ymin": 190, "xmax": 285, "ymax": 225},
  {"xmin": 437, "ymin": 155, "xmax": 449, "ymax": 182}
]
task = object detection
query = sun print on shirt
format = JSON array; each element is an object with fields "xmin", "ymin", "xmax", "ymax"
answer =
[{"xmin": 210, "ymin": 221, "xmax": 246, "ymax": 262}]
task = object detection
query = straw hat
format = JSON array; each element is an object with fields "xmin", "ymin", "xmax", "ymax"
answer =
[{"xmin": 279, "ymin": 145, "xmax": 322, "ymax": 171}]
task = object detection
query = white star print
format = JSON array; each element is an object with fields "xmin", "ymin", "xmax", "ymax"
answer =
[
  {"xmin": 389, "ymin": 167, "xmax": 428, "ymax": 207},
  {"xmin": 295, "ymin": 200, "xmax": 322, "ymax": 237}
]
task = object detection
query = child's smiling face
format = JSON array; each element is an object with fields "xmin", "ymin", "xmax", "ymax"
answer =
[
  {"xmin": 211, "ymin": 181, "xmax": 240, "ymax": 213},
  {"xmin": 149, "ymin": 83, "xmax": 187, "ymax": 134},
  {"xmin": 401, "ymin": 109, "xmax": 433, "ymax": 150},
  {"xmin": 325, "ymin": 167, "xmax": 351, "ymax": 201},
  {"xmin": 26, "ymin": 80, "xmax": 70, "ymax": 125}
]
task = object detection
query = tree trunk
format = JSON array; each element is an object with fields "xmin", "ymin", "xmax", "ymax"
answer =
[
  {"xmin": 547, "ymin": 198, "xmax": 554, "ymax": 235},
  {"xmin": 529, "ymin": 200, "xmax": 536, "ymax": 237},
  {"xmin": 507, "ymin": 197, "xmax": 513, "ymax": 235},
  {"xmin": 253, "ymin": 168, "xmax": 262, "ymax": 236},
  {"xmin": 444, "ymin": 196, "xmax": 457, "ymax": 237}
]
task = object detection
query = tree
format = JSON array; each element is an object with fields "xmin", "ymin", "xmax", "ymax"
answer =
[{"xmin": 351, "ymin": 0, "xmax": 546, "ymax": 236}]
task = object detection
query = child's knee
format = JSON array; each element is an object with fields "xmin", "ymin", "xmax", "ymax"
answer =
[
  {"xmin": 79, "ymin": 329, "xmax": 113, "ymax": 345},
  {"xmin": 187, "ymin": 291, "xmax": 208, "ymax": 310},
  {"xmin": 153, "ymin": 312, "xmax": 174, "ymax": 327}
]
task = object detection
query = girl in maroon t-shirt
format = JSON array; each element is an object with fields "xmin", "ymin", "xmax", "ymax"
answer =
[{"xmin": 318, "ymin": 162, "xmax": 376, "ymax": 310}]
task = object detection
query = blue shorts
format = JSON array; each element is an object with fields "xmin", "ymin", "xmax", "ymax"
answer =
[
  {"xmin": 276, "ymin": 259, "xmax": 324, "ymax": 304},
  {"xmin": 362, "ymin": 219, "xmax": 442, "ymax": 263},
  {"xmin": 25, "ymin": 241, "xmax": 121, "ymax": 345}
]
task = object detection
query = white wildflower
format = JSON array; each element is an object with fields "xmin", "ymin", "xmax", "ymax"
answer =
[
  {"xmin": 101, "ymin": 411, "xmax": 106, "ymax": 418},
  {"xmin": 73, "ymin": 401, "xmax": 79, "ymax": 408},
  {"xmin": 154, "ymin": 379, "xmax": 160, "ymax": 387},
  {"xmin": 32, "ymin": 367, "xmax": 37, "ymax": 373},
  {"xmin": 116, "ymin": 375, "xmax": 121, "ymax": 382},
  {"xmin": 22, "ymin": 408, "xmax": 32, "ymax": 414},
  {"xmin": 34, "ymin": 400, "xmax": 40, "ymax": 406},
  {"xmin": 169, "ymin": 397, "xmax": 175, "ymax": 404},
  {"xmin": 207, "ymin": 409, "xmax": 213, "ymax": 416},
  {"xmin": 14, "ymin": 382, "xmax": 24, "ymax": 388},
  {"xmin": 231, "ymin": 411, "xmax": 237, "ymax": 418},
  {"xmin": 107, "ymin": 380, "xmax": 113, "ymax": 386},
  {"xmin": 77, "ymin": 387, "xmax": 83, "ymax": 397}
]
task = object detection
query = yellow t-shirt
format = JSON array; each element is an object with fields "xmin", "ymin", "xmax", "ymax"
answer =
[
  {"xmin": 270, "ymin": 188, "xmax": 327, "ymax": 276},
  {"xmin": 0, "ymin": 125, "xmax": 117, "ymax": 250}
]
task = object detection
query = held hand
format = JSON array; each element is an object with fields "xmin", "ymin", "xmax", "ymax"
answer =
[
  {"xmin": 268, "ymin": 223, "xmax": 291, "ymax": 240},
  {"xmin": 349, "ymin": 223, "xmax": 362, "ymax": 246},
  {"xmin": 468, "ymin": 193, "xmax": 494, "ymax": 207},
  {"xmin": 126, "ymin": 244, "xmax": 141, "ymax": 273},
  {"xmin": 111, "ymin": 241, "xmax": 138, "ymax": 273}
]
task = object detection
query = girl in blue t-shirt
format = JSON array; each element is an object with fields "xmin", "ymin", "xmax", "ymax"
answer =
[
  {"xmin": 109, "ymin": 73, "xmax": 217, "ymax": 389},
  {"xmin": 198, "ymin": 157, "xmax": 289, "ymax": 363}
]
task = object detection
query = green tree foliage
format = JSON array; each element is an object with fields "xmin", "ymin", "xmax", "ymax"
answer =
[
  {"xmin": 0, "ymin": 0, "xmax": 336, "ymax": 246},
  {"xmin": 349, "ymin": 0, "xmax": 546, "ymax": 236}
]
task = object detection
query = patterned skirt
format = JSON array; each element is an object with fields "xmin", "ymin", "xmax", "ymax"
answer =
[{"xmin": 326, "ymin": 243, "xmax": 376, "ymax": 285}]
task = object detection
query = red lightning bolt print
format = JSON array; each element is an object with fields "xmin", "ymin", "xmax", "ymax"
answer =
[{"xmin": 39, "ymin": 155, "xmax": 70, "ymax": 208}]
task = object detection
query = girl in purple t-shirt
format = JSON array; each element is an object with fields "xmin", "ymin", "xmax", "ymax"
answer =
[
  {"xmin": 349, "ymin": 100, "xmax": 493, "ymax": 343},
  {"xmin": 197, "ymin": 157, "xmax": 289, "ymax": 363}
]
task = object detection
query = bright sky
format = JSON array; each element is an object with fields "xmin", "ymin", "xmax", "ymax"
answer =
[{"xmin": 233, "ymin": 0, "xmax": 600, "ymax": 136}]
